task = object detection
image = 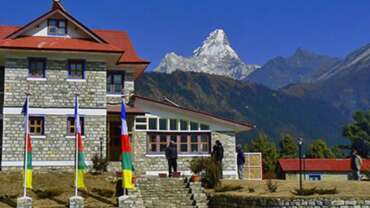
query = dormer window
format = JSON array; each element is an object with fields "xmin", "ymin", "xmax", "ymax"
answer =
[{"xmin": 48, "ymin": 19, "xmax": 67, "ymax": 35}]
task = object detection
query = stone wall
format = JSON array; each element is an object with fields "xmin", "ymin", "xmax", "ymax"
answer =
[
  {"xmin": 209, "ymin": 195, "xmax": 370, "ymax": 208},
  {"xmin": 132, "ymin": 131, "xmax": 237, "ymax": 178},
  {"xmin": 2, "ymin": 114, "xmax": 106, "ymax": 162},
  {"xmin": 4, "ymin": 58, "xmax": 106, "ymax": 108},
  {"xmin": 1, "ymin": 57, "xmax": 107, "ymax": 166}
]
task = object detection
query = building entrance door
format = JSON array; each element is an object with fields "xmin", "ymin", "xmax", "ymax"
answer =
[{"xmin": 109, "ymin": 121, "xmax": 121, "ymax": 161}]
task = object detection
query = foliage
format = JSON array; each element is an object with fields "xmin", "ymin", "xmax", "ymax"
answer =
[
  {"xmin": 279, "ymin": 134, "xmax": 298, "ymax": 158},
  {"xmin": 292, "ymin": 187, "xmax": 338, "ymax": 196},
  {"xmin": 331, "ymin": 145, "xmax": 346, "ymax": 158},
  {"xmin": 201, "ymin": 158, "xmax": 221, "ymax": 188},
  {"xmin": 343, "ymin": 110, "xmax": 370, "ymax": 157},
  {"xmin": 307, "ymin": 139, "xmax": 335, "ymax": 158},
  {"xmin": 292, "ymin": 187, "xmax": 316, "ymax": 196},
  {"xmin": 248, "ymin": 187, "xmax": 255, "ymax": 193},
  {"xmin": 266, "ymin": 179, "xmax": 278, "ymax": 193},
  {"xmin": 214, "ymin": 184, "xmax": 243, "ymax": 192},
  {"xmin": 189, "ymin": 157, "xmax": 206, "ymax": 174},
  {"xmin": 316, "ymin": 187, "xmax": 338, "ymax": 195},
  {"xmin": 249, "ymin": 134, "xmax": 279, "ymax": 174},
  {"xmin": 91, "ymin": 154, "xmax": 109, "ymax": 174}
]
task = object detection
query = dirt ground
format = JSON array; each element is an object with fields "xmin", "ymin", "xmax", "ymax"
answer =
[
  {"xmin": 0, "ymin": 171, "xmax": 118, "ymax": 208},
  {"xmin": 213, "ymin": 179, "xmax": 370, "ymax": 199}
]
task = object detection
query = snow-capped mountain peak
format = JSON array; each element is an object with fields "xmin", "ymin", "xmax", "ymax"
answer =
[
  {"xmin": 193, "ymin": 29, "xmax": 239, "ymax": 59},
  {"xmin": 154, "ymin": 29, "xmax": 259, "ymax": 80}
]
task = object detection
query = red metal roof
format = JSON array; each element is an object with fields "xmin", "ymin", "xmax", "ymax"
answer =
[
  {"xmin": 0, "ymin": 26, "xmax": 149, "ymax": 64},
  {"xmin": 279, "ymin": 158, "xmax": 370, "ymax": 172}
]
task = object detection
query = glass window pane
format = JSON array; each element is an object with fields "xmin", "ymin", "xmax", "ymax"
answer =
[
  {"xmin": 200, "ymin": 134, "xmax": 208, "ymax": 142},
  {"xmin": 180, "ymin": 135, "xmax": 187, "ymax": 143},
  {"xmin": 150, "ymin": 144, "xmax": 157, "ymax": 152},
  {"xmin": 49, "ymin": 20, "xmax": 57, "ymax": 26},
  {"xmin": 113, "ymin": 74, "xmax": 122, "ymax": 84},
  {"xmin": 170, "ymin": 135, "xmax": 177, "ymax": 143},
  {"xmin": 148, "ymin": 118, "xmax": 157, "ymax": 130},
  {"xmin": 107, "ymin": 74, "xmax": 112, "ymax": 84},
  {"xmin": 160, "ymin": 144, "xmax": 167, "ymax": 152},
  {"xmin": 191, "ymin": 135, "xmax": 198, "ymax": 143},
  {"xmin": 150, "ymin": 135, "xmax": 157, "ymax": 143},
  {"xmin": 159, "ymin": 119, "xmax": 167, "ymax": 130},
  {"xmin": 191, "ymin": 144, "xmax": 198, "ymax": 152},
  {"xmin": 136, "ymin": 117, "xmax": 146, "ymax": 123},
  {"xmin": 202, "ymin": 144, "xmax": 209, "ymax": 152},
  {"xmin": 170, "ymin": 119, "xmax": 177, "ymax": 130},
  {"xmin": 180, "ymin": 120, "xmax": 188, "ymax": 130},
  {"xmin": 160, "ymin": 135, "xmax": 167, "ymax": 143},
  {"xmin": 59, "ymin": 20, "xmax": 66, "ymax": 28},
  {"xmin": 180, "ymin": 144, "xmax": 188, "ymax": 152},
  {"xmin": 200, "ymin": 124, "xmax": 210, "ymax": 130},
  {"xmin": 190, "ymin": 122, "xmax": 199, "ymax": 130},
  {"xmin": 135, "ymin": 125, "xmax": 146, "ymax": 130}
]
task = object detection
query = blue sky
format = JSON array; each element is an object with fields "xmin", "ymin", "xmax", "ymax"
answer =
[{"xmin": 1, "ymin": 0, "xmax": 370, "ymax": 70}]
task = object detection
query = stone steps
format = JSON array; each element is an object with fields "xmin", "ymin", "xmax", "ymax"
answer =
[{"xmin": 139, "ymin": 177, "xmax": 197, "ymax": 208}]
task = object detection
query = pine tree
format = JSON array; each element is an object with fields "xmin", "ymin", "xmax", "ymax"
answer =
[
  {"xmin": 279, "ymin": 134, "xmax": 298, "ymax": 158},
  {"xmin": 249, "ymin": 133, "xmax": 279, "ymax": 174},
  {"xmin": 307, "ymin": 139, "xmax": 334, "ymax": 158}
]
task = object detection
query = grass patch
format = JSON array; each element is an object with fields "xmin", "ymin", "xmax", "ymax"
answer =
[
  {"xmin": 33, "ymin": 188, "xmax": 63, "ymax": 199},
  {"xmin": 292, "ymin": 187, "xmax": 317, "ymax": 196},
  {"xmin": 266, "ymin": 179, "xmax": 278, "ymax": 193},
  {"xmin": 316, "ymin": 187, "xmax": 338, "ymax": 195},
  {"xmin": 215, "ymin": 185, "xmax": 243, "ymax": 192},
  {"xmin": 91, "ymin": 188, "xmax": 114, "ymax": 198}
]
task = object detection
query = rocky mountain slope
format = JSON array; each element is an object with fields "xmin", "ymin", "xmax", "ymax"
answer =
[
  {"xmin": 136, "ymin": 71, "xmax": 348, "ymax": 145},
  {"xmin": 283, "ymin": 43, "xmax": 370, "ymax": 116},
  {"xmin": 154, "ymin": 29, "xmax": 260, "ymax": 80},
  {"xmin": 246, "ymin": 48, "xmax": 340, "ymax": 89}
]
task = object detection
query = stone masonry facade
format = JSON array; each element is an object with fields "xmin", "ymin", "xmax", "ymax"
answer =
[
  {"xmin": 209, "ymin": 195, "xmax": 370, "ymax": 208},
  {"xmin": 1, "ymin": 58, "xmax": 107, "ymax": 165},
  {"xmin": 132, "ymin": 131, "xmax": 238, "ymax": 178}
]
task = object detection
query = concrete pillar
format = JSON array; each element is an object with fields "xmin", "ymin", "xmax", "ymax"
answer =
[
  {"xmin": 118, "ymin": 195, "xmax": 130, "ymax": 208},
  {"xmin": 69, "ymin": 196, "xmax": 84, "ymax": 208},
  {"xmin": 17, "ymin": 196, "xmax": 32, "ymax": 208}
]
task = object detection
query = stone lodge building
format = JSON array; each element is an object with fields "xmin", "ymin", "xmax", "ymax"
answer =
[{"xmin": 0, "ymin": 1, "xmax": 252, "ymax": 178}]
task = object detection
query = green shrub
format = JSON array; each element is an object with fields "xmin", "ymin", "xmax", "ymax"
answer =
[
  {"xmin": 214, "ymin": 185, "xmax": 243, "ymax": 192},
  {"xmin": 316, "ymin": 188, "xmax": 338, "ymax": 195},
  {"xmin": 91, "ymin": 154, "xmax": 109, "ymax": 174},
  {"xmin": 202, "ymin": 158, "xmax": 221, "ymax": 188},
  {"xmin": 91, "ymin": 188, "xmax": 114, "ymax": 198},
  {"xmin": 33, "ymin": 188, "xmax": 63, "ymax": 199},
  {"xmin": 188, "ymin": 157, "xmax": 205, "ymax": 175},
  {"xmin": 292, "ymin": 187, "xmax": 316, "ymax": 196},
  {"xmin": 266, "ymin": 179, "xmax": 278, "ymax": 192}
]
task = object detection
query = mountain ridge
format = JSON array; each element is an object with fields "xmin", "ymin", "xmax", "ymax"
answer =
[{"xmin": 154, "ymin": 29, "xmax": 260, "ymax": 80}]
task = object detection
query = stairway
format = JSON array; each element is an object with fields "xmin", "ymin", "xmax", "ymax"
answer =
[{"xmin": 138, "ymin": 177, "xmax": 208, "ymax": 208}]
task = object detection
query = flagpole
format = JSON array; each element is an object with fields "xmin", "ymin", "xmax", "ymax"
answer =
[
  {"xmin": 23, "ymin": 94, "xmax": 29, "ymax": 198},
  {"xmin": 74, "ymin": 94, "xmax": 79, "ymax": 197}
]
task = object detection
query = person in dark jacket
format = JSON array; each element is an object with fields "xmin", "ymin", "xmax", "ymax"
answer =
[
  {"xmin": 351, "ymin": 149, "xmax": 363, "ymax": 180},
  {"xmin": 165, "ymin": 141, "xmax": 178, "ymax": 177},
  {"xmin": 212, "ymin": 140, "xmax": 224, "ymax": 178},
  {"xmin": 236, "ymin": 144, "xmax": 245, "ymax": 179}
]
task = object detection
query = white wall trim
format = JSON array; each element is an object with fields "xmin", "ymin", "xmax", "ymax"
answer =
[
  {"xmin": 2, "ymin": 160, "xmax": 92, "ymax": 167},
  {"xmin": 26, "ymin": 77, "xmax": 47, "ymax": 81},
  {"xmin": 66, "ymin": 79, "xmax": 86, "ymax": 82},
  {"xmin": 106, "ymin": 94, "xmax": 122, "ymax": 97},
  {"xmin": 3, "ymin": 107, "xmax": 107, "ymax": 116}
]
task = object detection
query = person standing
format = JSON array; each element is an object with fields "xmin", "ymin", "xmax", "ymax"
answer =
[
  {"xmin": 212, "ymin": 140, "xmax": 224, "ymax": 178},
  {"xmin": 236, "ymin": 144, "xmax": 245, "ymax": 179},
  {"xmin": 351, "ymin": 149, "xmax": 363, "ymax": 181},
  {"xmin": 165, "ymin": 140, "xmax": 178, "ymax": 177}
]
